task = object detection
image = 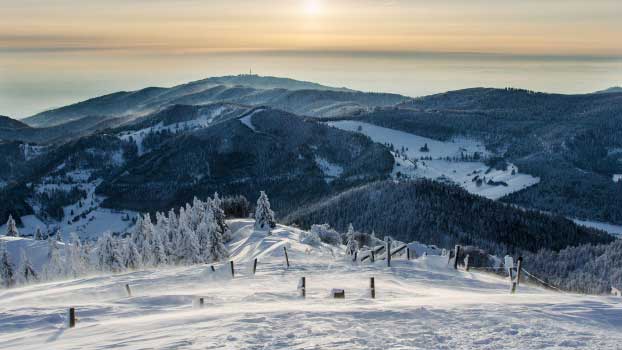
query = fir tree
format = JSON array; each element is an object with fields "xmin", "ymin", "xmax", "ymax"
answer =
[
  {"xmin": 43, "ymin": 236, "xmax": 64, "ymax": 280},
  {"xmin": 345, "ymin": 223, "xmax": 358, "ymax": 255},
  {"xmin": 96, "ymin": 233, "xmax": 124, "ymax": 272},
  {"xmin": 34, "ymin": 227, "xmax": 44, "ymax": 240},
  {"xmin": 123, "ymin": 240, "xmax": 141, "ymax": 270},
  {"xmin": 0, "ymin": 242, "xmax": 15, "ymax": 287},
  {"xmin": 5, "ymin": 215, "xmax": 19, "ymax": 237},
  {"xmin": 17, "ymin": 249, "xmax": 37, "ymax": 284},
  {"xmin": 211, "ymin": 193, "xmax": 230, "ymax": 241},
  {"xmin": 254, "ymin": 191, "xmax": 276, "ymax": 231},
  {"xmin": 66, "ymin": 232, "xmax": 87, "ymax": 277},
  {"xmin": 176, "ymin": 218, "xmax": 201, "ymax": 265}
]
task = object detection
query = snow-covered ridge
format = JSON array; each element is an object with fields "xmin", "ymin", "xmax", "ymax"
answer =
[
  {"xmin": 328, "ymin": 121, "xmax": 540, "ymax": 200},
  {"xmin": 1, "ymin": 219, "xmax": 621, "ymax": 349}
]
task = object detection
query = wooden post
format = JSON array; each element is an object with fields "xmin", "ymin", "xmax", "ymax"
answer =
[
  {"xmin": 511, "ymin": 256, "xmax": 523, "ymax": 294},
  {"xmin": 300, "ymin": 277, "xmax": 306, "ymax": 298},
  {"xmin": 406, "ymin": 247, "xmax": 411, "ymax": 260},
  {"xmin": 370, "ymin": 277, "xmax": 376, "ymax": 299},
  {"xmin": 252, "ymin": 258, "xmax": 258, "ymax": 275},
  {"xmin": 464, "ymin": 254, "xmax": 470, "ymax": 272},
  {"xmin": 371, "ymin": 250, "xmax": 375, "ymax": 263},
  {"xmin": 125, "ymin": 284, "xmax": 132, "ymax": 297},
  {"xmin": 230, "ymin": 261, "xmax": 235, "ymax": 278},
  {"xmin": 199, "ymin": 297, "xmax": 205, "ymax": 308},
  {"xmin": 386, "ymin": 239, "xmax": 391, "ymax": 267},
  {"xmin": 353, "ymin": 251, "xmax": 358, "ymax": 262},
  {"xmin": 283, "ymin": 247, "xmax": 290, "ymax": 268},
  {"xmin": 68, "ymin": 308, "xmax": 76, "ymax": 328},
  {"xmin": 210, "ymin": 265, "xmax": 215, "ymax": 272},
  {"xmin": 453, "ymin": 245, "xmax": 461, "ymax": 270}
]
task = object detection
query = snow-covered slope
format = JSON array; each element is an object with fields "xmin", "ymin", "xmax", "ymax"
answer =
[
  {"xmin": 1, "ymin": 219, "xmax": 621, "ymax": 349},
  {"xmin": 328, "ymin": 121, "xmax": 540, "ymax": 200}
]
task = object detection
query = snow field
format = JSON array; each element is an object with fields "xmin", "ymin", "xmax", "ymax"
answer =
[
  {"xmin": 1, "ymin": 219, "xmax": 622, "ymax": 349},
  {"xmin": 328, "ymin": 121, "xmax": 540, "ymax": 200}
]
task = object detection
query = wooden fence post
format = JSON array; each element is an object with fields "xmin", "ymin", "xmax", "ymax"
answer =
[
  {"xmin": 353, "ymin": 251, "xmax": 358, "ymax": 262},
  {"xmin": 230, "ymin": 261, "xmax": 235, "ymax": 278},
  {"xmin": 406, "ymin": 247, "xmax": 411, "ymax": 260},
  {"xmin": 125, "ymin": 284, "xmax": 132, "ymax": 297},
  {"xmin": 371, "ymin": 250, "xmax": 375, "ymax": 263},
  {"xmin": 68, "ymin": 308, "xmax": 76, "ymax": 328},
  {"xmin": 386, "ymin": 239, "xmax": 391, "ymax": 267},
  {"xmin": 210, "ymin": 265, "xmax": 215, "ymax": 272},
  {"xmin": 370, "ymin": 277, "xmax": 376, "ymax": 299},
  {"xmin": 300, "ymin": 277, "xmax": 306, "ymax": 298},
  {"xmin": 464, "ymin": 254, "xmax": 470, "ymax": 272},
  {"xmin": 253, "ymin": 258, "xmax": 258, "ymax": 275},
  {"xmin": 283, "ymin": 247, "xmax": 290, "ymax": 268},
  {"xmin": 453, "ymin": 245, "xmax": 461, "ymax": 270},
  {"xmin": 511, "ymin": 256, "xmax": 523, "ymax": 294},
  {"xmin": 199, "ymin": 297, "xmax": 205, "ymax": 308}
]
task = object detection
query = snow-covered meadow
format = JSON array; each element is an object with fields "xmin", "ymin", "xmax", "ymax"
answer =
[
  {"xmin": 327, "ymin": 121, "xmax": 540, "ymax": 200},
  {"xmin": 1, "ymin": 219, "xmax": 622, "ymax": 349}
]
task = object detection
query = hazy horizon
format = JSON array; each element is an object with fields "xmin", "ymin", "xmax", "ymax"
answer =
[{"xmin": 1, "ymin": 0, "xmax": 621, "ymax": 118}]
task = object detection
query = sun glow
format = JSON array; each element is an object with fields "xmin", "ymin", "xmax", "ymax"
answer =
[{"xmin": 304, "ymin": 0, "xmax": 321, "ymax": 16}]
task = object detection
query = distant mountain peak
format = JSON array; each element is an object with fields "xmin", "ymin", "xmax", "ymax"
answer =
[{"xmin": 594, "ymin": 86, "xmax": 622, "ymax": 94}]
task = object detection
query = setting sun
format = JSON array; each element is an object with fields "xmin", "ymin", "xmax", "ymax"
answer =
[{"xmin": 304, "ymin": 0, "xmax": 321, "ymax": 15}]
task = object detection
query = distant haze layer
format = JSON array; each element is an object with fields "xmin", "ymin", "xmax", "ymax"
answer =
[{"xmin": 2, "ymin": 51, "xmax": 621, "ymax": 118}]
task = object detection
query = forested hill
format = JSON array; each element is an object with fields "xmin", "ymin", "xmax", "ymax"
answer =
[
  {"xmin": 332, "ymin": 88, "xmax": 622, "ymax": 225},
  {"xmin": 285, "ymin": 180, "xmax": 614, "ymax": 256}
]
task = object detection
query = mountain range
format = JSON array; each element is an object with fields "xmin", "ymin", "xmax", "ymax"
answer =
[{"xmin": 1, "ymin": 75, "xmax": 621, "ymax": 257}]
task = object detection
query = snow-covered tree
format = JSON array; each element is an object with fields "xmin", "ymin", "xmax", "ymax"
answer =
[
  {"xmin": 66, "ymin": 232, "xmax": 88, "ymax": 277},
  {"xmin": 345, "ymin": 223, "xmax": 358, "ymax": 255},
  {"xmin": 200, "ymin": 210, "xmax": 228, "ymax": 262},
  {"xmin": 211, "ymin": 193, "xmax": 230, "ymax": 241},
  {"xmin": 254, "ymin": 191, "xmax": 276, "ymax": 231},
  {"xmin": 131, "ymin": 214, "xmax": 154, "ymax": 266},
  {"xmin": 34, "ymin": 226, "xmax": 44, "ymax": 240},
  {"xmin": 96, "ymin": 233, "xmax": 124, "ymax": 272},
  {"xmin": 43, "ymin": 236, "xmax": 64, "ymax": 280},
  {"xmin": 176, "ymin": 219, "xmax": 201, "ymax": 265},
  {"xmin": 5, "ymin": 215, "xmax": 19, "ymax": 237},
  {"xmin": 0, "ymin": 242, "xmax": 15, "ymax": 287},
  {"xmin": 165, "ymin": 209, "xmax": 179, "ymax": 260},
  {"xmin": 17, "ymin": 249, "xmax": 37, "ymax": 284},
  {"xmin": 148, "ymin": 229, "xmax": 168, "ymax": 266},
  {"xmin": 123, "ymin": 240, "xmax": 141, "ymax": 270}
]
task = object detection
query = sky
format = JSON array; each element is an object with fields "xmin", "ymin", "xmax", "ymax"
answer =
[{"xmin": 1, "ymin": 0, "xmax": 621, "ymax": 118}]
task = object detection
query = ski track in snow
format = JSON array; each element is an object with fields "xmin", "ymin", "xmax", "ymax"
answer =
[
  {"xmin": 327, "ymin": 121, "xmax": 540, "ymax": 200},
  {"xmin": 1, "ymin": 219, "xmax": 622, "ymax": 349}
]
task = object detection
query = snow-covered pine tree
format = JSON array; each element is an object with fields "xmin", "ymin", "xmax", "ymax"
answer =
[
  {"xmin": 131, "ymin": 214, "xmax": 154, "ymax": 266},
  {"xmin": 96, "ymin": 233, "xmax": 124, "ymax": 272},
  {"xmin": 17, "ymin": 249, "xmax": 37, "ymax": 284},
  {"xmin": 43, "ymin": 236, "xmax": 64, "ymax": 280},
  {"xmin": 54, "ymin": 227, "xmax": 63, "ymax": 242},
  {"xmin": 345, "ymin": 223, "xmax": 358, "ymax": 255},
  {"xmin": 254, "ymin": 191, "xmax": 276, "ymax": 231},
  {"xmin": 5, "ymin": 215, "xmax": 19, "ymax": 237},
  {"xmin": 175, "ymin": 218, "xmax": 201, "ymax": 265},
  {"xmin": 165, "ymin": 209, "xmax": 179, "ymax": 261},
  {"xmin": 66, "ymin": 232, "xmax": 87, "ymax": 277},
  {"xmin": 123, "ymin": 240, "xmax": 141, "ymax": 270},
  {"xmin": 34, "ymin": 226, "xmax": 44, "ymax": 240},
  {"xmin": 149, "ymin": 228, "xmax": 168, "ymax": 266},
  {"xmin": 211, "ymin": 192, "xmax": 231, "ymax": 242},
  {"xmin": 206, "ymin": 216, "xmax": 229, "ymax": 263},
  {"xmin": 0, "ymin": 242, "xmax": 15, "ymax": 287}
]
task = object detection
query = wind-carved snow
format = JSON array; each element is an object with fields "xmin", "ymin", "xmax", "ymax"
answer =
[
  {"xmin": 1, "ymin": 219, "xmax": 622, "ymax": 349},
  {"xmin": 239, "ymin": 108, "xmax": 265, "ymax": 132},
  {"xmin": 328, "ymin": 121, "xmax": 540, "ymax": 200},
  {"xmin": 314, "ymin": 156, "xmax": 344, "ymax": 183},
  {"xmin": 119, "ymin": 106, "xmax": 227, "ymax": 155}
]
